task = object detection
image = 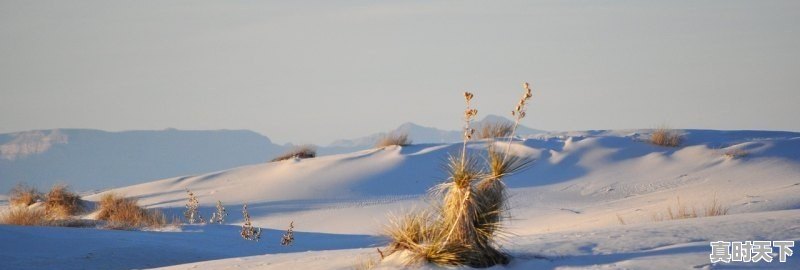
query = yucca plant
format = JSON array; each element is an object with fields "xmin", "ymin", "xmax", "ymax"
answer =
[
  {"xmin": 210, "ymin": 200, "xmax": 227, "ymax": 224},
  {"xmin": 281, "ymin": 221, "xmax": 295, "ymax": 246},
  {"xmin": 475, "ymin": 83, "xmax": 534, "ymax": 237},
  {"xmin": 240, "ymin": 204, "xmax": 262, "ymax": 241},
  {"xmin": 183, "ymin": 189, "xmax": 204, "ymax": 224},
  {"xmin": 384, "ymin": 84, "xmax": 535, "ymax": 268}
]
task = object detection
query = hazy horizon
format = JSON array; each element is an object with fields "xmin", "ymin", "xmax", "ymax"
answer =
[{"xmin": 2, "ymin": 1, "xmax": 799, "ymax": 145}]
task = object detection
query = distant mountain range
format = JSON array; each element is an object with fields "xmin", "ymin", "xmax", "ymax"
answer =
[
  {"xmin": 0, "ymin": 129, "xmax": 286, "ymax": 193},
  {"xmin": 0, "ymin": 115, "xmax": 542, "ymax": 192}
]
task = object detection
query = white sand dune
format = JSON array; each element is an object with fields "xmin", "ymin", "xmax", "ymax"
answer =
[{"xmin": 1, "ymin": 129, "xmax": 798, "ymax": 269}]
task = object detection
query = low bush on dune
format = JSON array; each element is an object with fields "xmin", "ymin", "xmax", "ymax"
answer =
[
  {"xmin": 723, "ymin": 148, "xmax": 748, "ymax": 159},
  {"xmin": 382, "ymin": 83, "xmax": 535, "ymax": 268},
  {"xmin": 96, "ymin": 193, "xmax": 167, "ymax": 230},
  {"xmin": 44, "ymin": 185, "xmax": 84, "ymax": 220},
  {"xmin": 477, "ymin": 120, "xmax": 514, "ymax": 139},
  {"xmin": 376, "ymin": 132, "xmax": 412, "ymax": 148},
  {"xmin": 0, "ymin": 207, "xmax": 47, "ymax": 226},
  {"xmin": 271, "ymin": 145, "xmax": 317, "ymax": 162},
  {"xmin": 650, "ymin": 127, "xmax": 682, "ymax": 147},
  {"xmin": 3, "ymin": 184, "xmax": 91, "ymax": 227},
  {"xmin": 9, "ymin": 184, "xmax": 42, "ymax": 207}
]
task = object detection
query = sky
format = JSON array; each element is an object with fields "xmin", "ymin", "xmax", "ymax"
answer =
[{"xmin": 1, "ymin": 1, "xmax": 798, "ymax": 145}]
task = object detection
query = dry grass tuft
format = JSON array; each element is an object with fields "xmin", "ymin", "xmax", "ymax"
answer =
[
  {"xmin": 0, "ymin": 207, "xmax": 47, "ymax": 226},
  {"xmin": 653, "ymin": 196, "xmax": 728, "ymax": 221},
  {"xmin": 44, "ymin": 185, "xmax": 83, "ymax": 220},
  {"xmin": 723, "ymin": 149, "xmax": 748, "ymax": 159},
  {"xmin": 9, "ymin": 184, "xmax": 42, "ymax": 207},
  {"xmin": 354, "ymin": 255, "xmax": 379, "ymax": 270},
  {"xmin": 704, "ymin": 196, "xmax": 729, "ymax": 217},
  {"xmin": 477, "ymin": 121, "xmax": 514, "ymax": 139},
  {"xmin": 616, "ymin": 213, "xmax": 626, "ymax": 225},
  {"xmin": 96, "ymin": 193, "xmax": 167, "ymax": 229},
  {"xmin": 376, "ymin": 132, "xmax": 412, "ymax": 148},
  {"xmin": 650, "ymin": 127, "xmax": 682, "ymax": 147},
  {"xmin": 271, "ymin": 145, "xmax": 317, "ymax": 162}
]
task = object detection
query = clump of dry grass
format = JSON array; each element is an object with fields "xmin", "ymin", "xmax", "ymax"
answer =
[
  {"xmin": 96, "ymin": 193, "xmax": 167, "ymax": 230},
  {"xmin": 652, "ymin": 195, "xmax": 728, "ymax": 221},
  {"xmin": 704, "ymin": 195, "xmax": 729, "ymax": 217},
  {"xmin": 0, "ymin": 207, "xmax": 47, "ymax": 226},
  {"xmin": 383, "ymin": 84, "xmax": 535, "ymax": 268},
  {"xmin": 271, "ymin": 145, "xmax": 317, "ymax": 162},
  {"xmin": 44, "ymin": 185, "xmax": 83, "ymax": 220},
  {"xmin": 9, "ymin": 184, "xmax": 42, "ymax": 207},
  {"xmin": 477, "ymin": 121, "xmax": 514, "ymax": 139},
  {"xmin": 650, "ymin": 127, "xmax": 682, "ymax": 147},
  {"xmin": 355, "ymin": 255, "xmax": 379, "ymax": 270},
  {"xmin": 723, "ymin": 148, "xmax": 748, "ymax": 159},
  {"xmin": 376, "ymin": 132, "xmax": 412, "ymax": 148}
]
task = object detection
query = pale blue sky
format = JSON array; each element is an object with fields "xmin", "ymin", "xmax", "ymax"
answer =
[{"xmin": 1, "ymin": 1, "xmax": 798, "ymax": 144}]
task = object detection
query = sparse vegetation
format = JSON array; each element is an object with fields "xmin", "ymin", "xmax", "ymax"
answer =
[
  {"xmin": 724, "ymin": 148, "xmax": 748, "ymax": 159},
  {"xmin": 240, "ymin": 204, "xmax": 262, "ymax": 241},
  {"xmin": 9, "ymin": 184, "xmax": 42, "ymax": 207},
  {"xmin": 652, "ymin": 195, "xmax": 728, "ymax": 221},
  {"xmin": 44, "ymin": 185, "xmax": 83, "ymax": 220},
  {"xmin": 616, "ymin": 213, "xmax": 626, "ymax": 225},
  {"xmin": 210, "ymin": 200, "xmax": 227, "ymax": 224},
  {"xmin": 704, "ymin": 195, "xmax": 729, "ymax": 217},
  {"xmin": 271, "ymin": 145, "xmax": 317, "ymax": 162},
  {"xmin": 0, "ymin": 207, "xmax": 47, "ymax": 226},
  {"xmin": 280, "ymin": 221, "xmax": 295, "ymax": 246},
  {"xmin": 477, "ymin": 121, "xmax": 514, "ymax": 139},
  {"xmin": 383, "ymin": 83, "xmax": 534, "ymax": 268},
  {"xmin": 650, "ymin": 127, "xmax": 682, "ymax": 147},
  {"xmin": 354, "ymin": 255, "xmax": 379, "ymax": 270},
  {"xmin": 96, "ymin": 193, "xmax": 167, "ymax": 230},
  {"xmin": 375, "ymin": 132, "xmax": 412, "ymax": 148},
  {"xmin": 184, "ymin": 189, "xmax": 204, "ymax": 224}
]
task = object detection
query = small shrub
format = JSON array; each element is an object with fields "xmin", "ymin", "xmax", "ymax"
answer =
[
  {"xmin": 240, "ymin": 204, "xmax": 262, "ymax": 241},
  {"xmin": 96, "ymin": 193, "xmax": 167, "ymax": 229},
  {"xmin": 184, "ymin": 189, "xmax": 204, "ymax": 224},
  {"xmin": 9, "ymin": 184, "xmax": 42, "ymax": 207},
  {"xmin": 210, "ymin": 200, "xmax": 227, "ymax": 224},
  {"xmin": 44, "ymin": 185, "xmax": 83, "ymax": 220},
  {"xmin": 280, "ymin": 221, "xmax": 295, "ymax": 246},
  {"xmin": 724, "ymin": 149, "xmax": 748, "ymax": 159},
  {"xmin": 0, "ymin": 207, "xmax": 47, "ymax": 226},
  {"xmin": 477, "ymin": 121, "xmax": 514, "ymax": 139},
  {"xmin": 650, "ymin": 127, "xmax": 682, "ymax": 147},
  {"xmin": 271, "ymin": 145, "xmax": 317, "ymax": 162},
  {"xmin": 376, "ymin": 132, "xmax": 412, "ymax": 148}
]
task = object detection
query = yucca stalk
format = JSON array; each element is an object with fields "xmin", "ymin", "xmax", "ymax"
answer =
[
  {"xmin": 502, "ymin": 82, "xmax": 533, "ymax": 163},
  {"xmin": 476, "ymin": 83, "xmax": 534, "ymax": 235},
  {"xmin": 461, "ymin": 91, "xmax": 478, "ymax": 164}
]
